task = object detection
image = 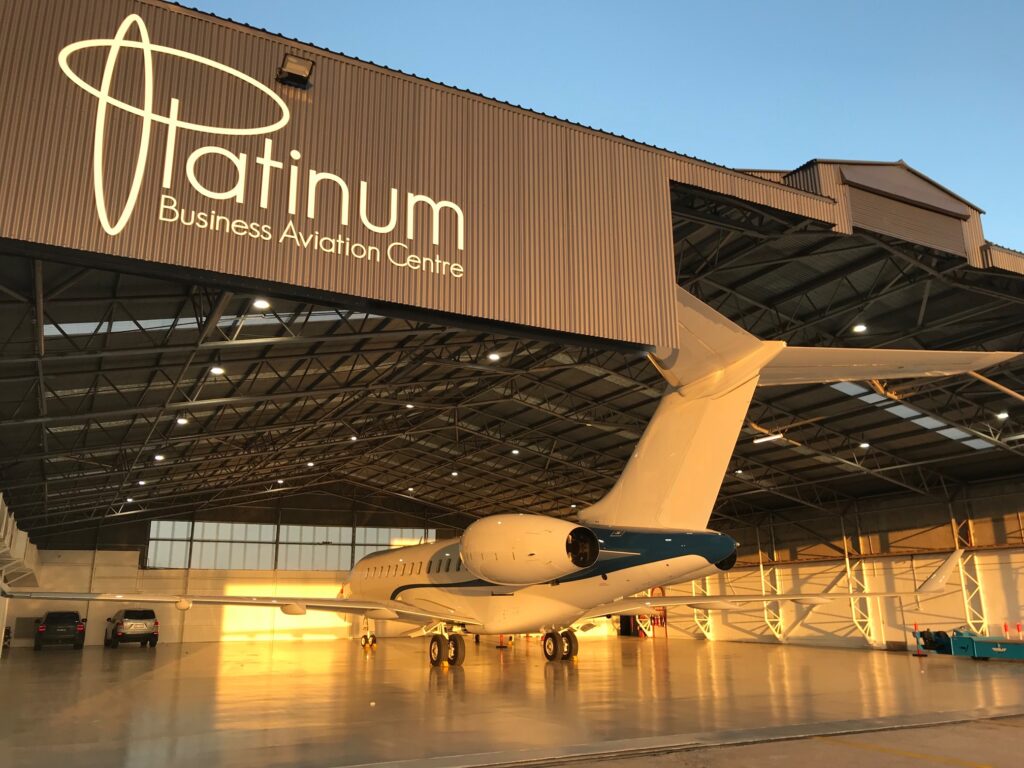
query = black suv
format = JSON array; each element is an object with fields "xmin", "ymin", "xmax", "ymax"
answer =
[{"xmin": 34, "ymin": 611, "xmax": 86, "ymax": 651}]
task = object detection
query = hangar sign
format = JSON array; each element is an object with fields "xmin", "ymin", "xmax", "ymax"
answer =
[
  {"xmin": 0, "ymin": 0, "xmax": 676, "ymax": 347},
  {"xmin": 59, "ymin": 14, "xmax": 466, "ymax": 279}
]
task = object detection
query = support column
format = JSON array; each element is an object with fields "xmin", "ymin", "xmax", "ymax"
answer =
[
  {"xmin": 950, "ymin": 493, "xmax": 988, "ymax": 635},
  {"xmin": 756, "ymin": 521, "xmax": 784, "ymax": 641},
  {"xmin": 691, "ymin": 576, "xmax": 713, "ymax": 639},
  {"xmin": 841, "ymin": 509, "xmax": 876, "ymax": 644},
  {"xmin": 0, "ymin": 593, "xmax": 8, "ymax": 661}
]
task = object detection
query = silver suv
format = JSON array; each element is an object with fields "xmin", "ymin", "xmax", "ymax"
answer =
[{"xmin": 104, "ymin": 609, "xmax": 159, "ymax": 648}]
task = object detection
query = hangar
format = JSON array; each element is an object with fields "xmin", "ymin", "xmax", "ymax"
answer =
[{"xmin": 1, "ymin": 1, "xmax": 1023, "ymax": 766}]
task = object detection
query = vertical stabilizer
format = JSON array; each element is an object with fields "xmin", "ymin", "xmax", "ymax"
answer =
[
  {"xmin": 580, "ymin": 286, "xmax": 1016, "ymax": 532},
  {"xmin": 580, "ymin": 287, "xmax": 783, "ymax": 531}
]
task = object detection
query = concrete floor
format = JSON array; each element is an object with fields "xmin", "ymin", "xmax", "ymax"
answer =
[
  {"xmin": 1, "ymin": 637, "xmax": 1023, "ymax": 768},
  {"xmin": 602, "ymin": 717, "xmax": 1024, "ymax": 768}
]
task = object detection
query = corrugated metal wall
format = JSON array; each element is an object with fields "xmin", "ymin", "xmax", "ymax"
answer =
[
  {"xmin": 0, "ymin": 0, "xmax": 843, "ymax": 349},
  {"xmin": 848, "ymin": 187, "xmax": 967, "ymax": 257}
]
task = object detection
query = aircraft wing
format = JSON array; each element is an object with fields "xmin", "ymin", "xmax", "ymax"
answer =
[
  {"xmin": 583, "ymin": 549, "xmax": 961, "ymax": 618},
  {"xmin": 0, "ymin": 585, "xmax": 479, "ymax": 626}
]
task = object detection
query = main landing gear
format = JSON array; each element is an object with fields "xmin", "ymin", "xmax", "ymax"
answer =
[
  {"xmin": 542, "ymin": 629, "xmax": 578, "ymax": 661},
  {"xmin": 429, "ymin": 633, "xmax": 466, "ymax": 667},
  {"xmin": 424, "ymin": 622, "xmax": 467, "ymax": 667}
]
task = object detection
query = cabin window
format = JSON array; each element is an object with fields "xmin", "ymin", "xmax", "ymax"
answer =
[
  {"xmin": 416, "ymin": 562, "xmax": 422, "ymax": 575},
  {"xmin": 426, "ymin": 560, "xmax": 432, "ymax": 574},
  {"xmin": 444, "ymin": 558, "xmax": 452, "ymax": 573},
  {"xmin": 401, "ymin": 563, "xmax": 407, "ymax": 576},
  {"xmin": 455, "ymin": 559, "xmax": 462, "ymax": 572}
]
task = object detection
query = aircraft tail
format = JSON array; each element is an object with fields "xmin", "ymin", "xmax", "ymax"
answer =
[{"xmin": 580, "ymin": 287, "xmax": 1018, "ymax": 531}]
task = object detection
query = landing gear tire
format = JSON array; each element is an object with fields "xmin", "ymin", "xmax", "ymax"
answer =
[
  {"xmin": 429, "ymin": 635, "xmax": 445, "ymax": 666},
  {"xmin": 560, "ymin": 629, "xmax": 578, "ymax": 660},
  {"xmin": 368, "ymin": 633, "xmax": 377, "ymax": 647},
  {"xmin": 360, "ymin": 633, "xmax": 377, "ymax": 649},
  {"xmin": 446, "ymin": 634, "xmax": 466, "ymax": 667},
  {"xmin": 542, "ymin": 631, "xmax": 561, "ymax": 661}
]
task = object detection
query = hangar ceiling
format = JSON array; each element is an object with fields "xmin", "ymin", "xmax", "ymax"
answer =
[{"xmin": 1, "ymin": 181, "xmax": 1022, "ymax": 544}]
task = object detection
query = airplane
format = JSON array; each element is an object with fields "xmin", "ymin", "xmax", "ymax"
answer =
[{"xmin": 3, "ymin": 287, "xmax": 1016, "ymax": 666}]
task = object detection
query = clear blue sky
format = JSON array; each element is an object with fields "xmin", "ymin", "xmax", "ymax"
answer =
[{"xmin": 193, "ymin": 0, "xmax": 1023, "ymax": 249}]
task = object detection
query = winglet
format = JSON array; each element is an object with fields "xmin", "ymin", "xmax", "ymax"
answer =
[{"xmin": 918, "ymin": 550, "xmax": 962, "ymax": 593}]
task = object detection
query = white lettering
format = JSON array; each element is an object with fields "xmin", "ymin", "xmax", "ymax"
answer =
[
  {"xmin": 185, "ymin": 146, "xmax": 247, "ymax": 203},
  {"xmin": 359, "ymin": 181, "xmax": 398, "ymax": 234},
  {"xmin": 406, "ymin": 193, "xmax": 465, "ymax": 251}
]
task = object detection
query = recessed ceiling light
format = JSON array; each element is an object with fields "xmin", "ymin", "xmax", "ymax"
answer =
[
  {"xmin": 137, "ymin": 480, "xmax": 146, "ymax": 486},
  {"xmin": 511, "ymin": 449, "xmax": 520, "ymax": 455},
  {"xmin": 487, "ymin": 352, "xmax": 501, "ymax": 361},
  {"xmin": 407, "ymin": 487, "xmax": 414, "ymax": 492},
  {"xmin": 349, "ymin": 435, "xmax": 358, "ymax": 441},
  {"xmin": 126, "ymin": 498, "xmax": 133, "ymax": 503},
  {"xmin": 450, "ymin": 471, "xmax": 459, "ymax": 477},
  {"xmin": 734, "ymin": 469, "xmax": 743, "ymax": 475},
  {"xmin": 570, "ymin": 504, "xmax": 577, "ymax": 509},
  {"xmin": 306, "ymin": 461, "xmax": 315, "ymax": 467},
  {"xmin": 175, "ymin": 417, "xmax": 189, "ymax": 425},
  {"xmin": 859, "ymin": 442, "xmax": 870, "ymax": 449},
  {"xmin": 276, "ymin": 479, "xmax": 284, "ymax": 485},
  {"xmin": 405, "ymin": 403, "xmax": 415, "ymax": 409},
  {"xmin": 252, "ymin": 298, "xmax": 271, "ymax": 310},
  {"xmin": 153, "ymin": 454, "xmax": 165, "ymax": 461},
  {"xmin": 210, "ymin": 366, "xmax": 225, "ymax": 375},
  {"xmin": 852, "ymin": 323, "xmax": 868, "ymax": 333},
  {"xmin": 996, "ymin": 411, "xmax": 1009, "ymax": 420}
]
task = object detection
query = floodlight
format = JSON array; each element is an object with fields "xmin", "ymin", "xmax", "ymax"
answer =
[{"xmin": 277, "ymin": 54, "xmax": 314, "ymax": 89}]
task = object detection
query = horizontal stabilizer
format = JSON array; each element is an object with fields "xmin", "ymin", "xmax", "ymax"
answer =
[
  {"xmin": 583, "ymin": 550, "xmax": 962, "ymax": 617},
  {"xmin": 760, "ymin": 347, "xmax": 1019, "ymax": 386}
]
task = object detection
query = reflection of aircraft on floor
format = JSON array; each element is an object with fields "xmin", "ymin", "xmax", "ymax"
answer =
[{"xmin": 4, "ymin": 288, "xmax": 1015, "ymax": 666}]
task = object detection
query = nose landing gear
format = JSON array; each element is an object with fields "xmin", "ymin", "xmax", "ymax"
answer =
[
  {"xmin": 359, "ymin": 618, "xmax": 377, "ymax": 649},
  {"xmin": 542, "ymin": 628, "xmax": 578, "ymax": 661}
]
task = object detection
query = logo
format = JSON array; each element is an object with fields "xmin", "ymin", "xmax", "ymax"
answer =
[
  {"xmin": 59, "ymin": 13, "xmax": 290, "ymax": 236},
  {"xmin": 58, "ymin": 14, "xmax": 466, "ymax": 279}
]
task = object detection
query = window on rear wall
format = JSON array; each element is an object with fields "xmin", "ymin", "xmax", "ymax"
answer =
[
  {"xmin": 190, "ymin": 522, "xmax": 276, "ymax": 570},
  {"xmin": 145, "ymin": 520, "xmax": 191, "ymax": 568},
  {"xmin": 278, "ymin": 525, "xmax": 353, "ymax": 571},
  {"xmin": 145, "ymin": 521, "xmax": 437, "ymax": 571}
]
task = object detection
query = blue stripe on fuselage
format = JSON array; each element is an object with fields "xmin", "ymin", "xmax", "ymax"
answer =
[{"xmin": 388, "ymin": 529, "xmax": 736, "ymax": 600}]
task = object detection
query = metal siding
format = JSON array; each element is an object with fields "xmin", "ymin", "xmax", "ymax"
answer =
[
  {"xmin": 848, "ymin": 187, "xmax": 967, "ymax": 257},
  {"xmin": 981, "ymin": 244, "xmax": 1024, "ymax": 276},
  {"xmin": 0, "ymin": 0, "xmax": 683, "ymax": 347},
  {"xmin": 0, "ymin": 0, "xmax": 841, "ymax": 349},
  {"xmin": 661, "ymin": 156, "xmax": 835, "ymax": 225},
  {"xmin": 962, "ymin": 215, "xmax": 987, "ymax": 269}
]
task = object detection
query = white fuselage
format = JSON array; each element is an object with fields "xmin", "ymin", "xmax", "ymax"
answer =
[{"xmin": 345, "ymin": 537, "xmax": 721, "ymax": 634}]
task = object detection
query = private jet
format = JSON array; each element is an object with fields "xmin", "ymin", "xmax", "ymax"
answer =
[{"xmin": 3, "ymin": 288, "xmax": 1014, "ymax": 666}]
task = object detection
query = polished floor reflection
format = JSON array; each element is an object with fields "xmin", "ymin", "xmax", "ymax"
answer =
[{"xmin": 2, "ymin": 637, "xmax": 1023, "ymax": 768}]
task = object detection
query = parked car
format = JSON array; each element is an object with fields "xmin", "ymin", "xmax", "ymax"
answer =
[
  {"xmin": 104, "ymin": 609, "xmax": 159, "ymax": 648},
  {"xmin": 34, "ymin": 611, "xmax": 86, "ymax": 651}
]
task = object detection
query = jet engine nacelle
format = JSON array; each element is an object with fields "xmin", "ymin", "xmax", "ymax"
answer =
[{"xmin": 460, "ymin": 514, "xmax": 600, "ymax": 586}]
